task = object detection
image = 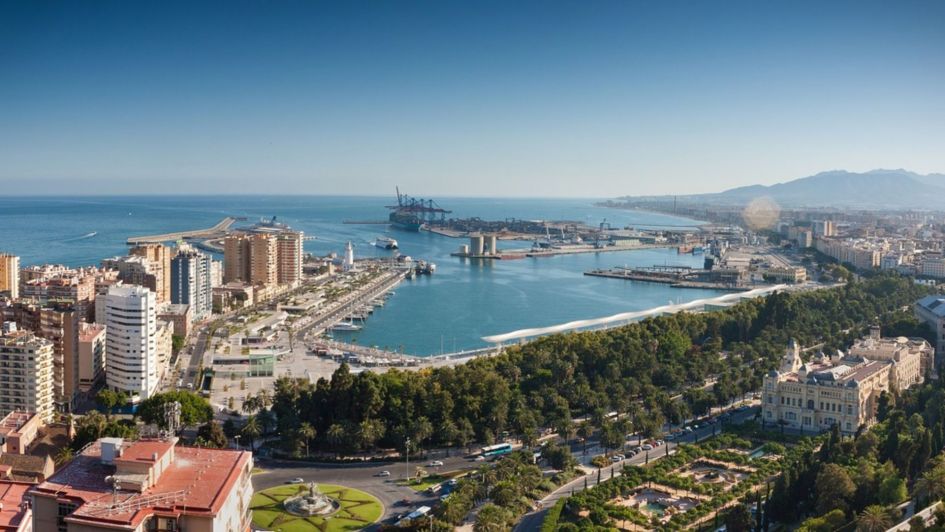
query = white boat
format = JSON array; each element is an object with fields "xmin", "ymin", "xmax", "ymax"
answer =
[
  {"xmin": 375, "ymin": 236, "xmax": 399, "ymax": 250},
  {"xmin": 330, "ymin": 321, "xmax": 362, "ymax": 332}
]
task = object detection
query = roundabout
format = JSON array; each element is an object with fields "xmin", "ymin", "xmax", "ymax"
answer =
[{"xmin": 251, "ymin": 483, "xmax": 383, "ymax": 531}]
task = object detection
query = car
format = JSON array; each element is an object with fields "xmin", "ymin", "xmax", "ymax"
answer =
[
  {"xmin": 377, "ymin": 470, "xmax": 391, "ymax": 477},
  {"xmin": 656, "ymin": 440, "xmax": 665, "ymax": 446},
  {"xmin": 684, "ymin": 426, "xmax": 693, "ymax": 432},
  {"xmin": 286, "ymin": 477, "xmax": 304, "ymax": 484},
  {"xmin": 633, "ymin": 446, "xmax": 643, "ymax": 453},
  {"xmin": 475, "ymin": 455, "xmax": 486, "ymax": 462},
  {"xmin": 611, "ymin": 455, "xmax": 622, "ymax": 462},
  {"xmin": 440, "ymin": 494, "xmax": 450, "ymax": 502},
  {"xmin": 642, "ymin": 444, "xmax": 653, "ymax": 451},
  {"xmin": 428, "ymin": 460, "xmax": 444, "ymax": 467}
]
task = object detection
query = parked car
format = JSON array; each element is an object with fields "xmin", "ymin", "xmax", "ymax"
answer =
[
  {"xmin": 286, "ymin": 477, "xmax": 304, "ymax": 484},
  {"xmin": 610, "ymin": 455, "xmax": 623, "ymax": 463},
  {"xmin": 428, "ymin": 460, "xmax": 444, "ymax": 467},
  {"xmin": 377, "ymin": 470, "xmax": 391, "ymax": 477},
  {"xmin": 642, "ymin": 444, "xmax": 653, "ymax": 451}
]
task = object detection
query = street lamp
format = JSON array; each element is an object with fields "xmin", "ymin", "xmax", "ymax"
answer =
[{"xmin": 235, "ymin": 435, "xmax": 241, "ymax": 451}]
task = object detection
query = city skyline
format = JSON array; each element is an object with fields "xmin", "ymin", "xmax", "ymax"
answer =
[{"xmin": 2, "ymin": 0, "xmax": 943, "ymax": 197}]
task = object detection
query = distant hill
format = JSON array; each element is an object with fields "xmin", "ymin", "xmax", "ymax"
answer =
[{"xmin": 624, "ymin": 169, "xmax": 945, "ymax": 209}]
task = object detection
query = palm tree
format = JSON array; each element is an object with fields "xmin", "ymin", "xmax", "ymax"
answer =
[
  {"xmin": 915, "ymin": 463, "xmax": 945, "ymax": 506},
  {"xmin": 576, "ymin": 421, "xmax": 593, "ymax": 455},
  {"xmin": 54, "ymin": 447, "xmax": 74, "ymax": 466},
  {"xmin": 298, "ymin": 422, "xmax": 316, "ymax": 457},
  {"xmin": 326, "ymin": 423, "xmax": 346, "ymax": 455},
  {"xmin": 856, "ymin": 505, "xmax": 894, "ymax": 532},
  {"xmin": 241, "ymin": 416, "xmax": 262, "ymax": 452}
]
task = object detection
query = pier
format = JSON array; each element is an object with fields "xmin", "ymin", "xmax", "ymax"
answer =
[{"xmin": 126, "ymin": 217, "xmax": 236, "ymax": 244}]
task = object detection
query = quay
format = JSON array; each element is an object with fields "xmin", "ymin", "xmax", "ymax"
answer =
[
  {"xmin": 584, "ymin": 266, "xmax": 748, "ymax": 291},
  {"xmin": 450, "ymin": 241, "xmax": 674, "ymax": 260},
  {"xmin": 299, "ymin": 269, "xmax": 407, "ymax": 337},
  {"xmin": 126, "ymin": 217, "xmax": 236, "ymax": 244}
]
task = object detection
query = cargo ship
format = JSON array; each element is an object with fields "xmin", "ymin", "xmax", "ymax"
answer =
[{"xmin": 387, "ymin": 187, "xmax": 451, "ymax": 232}]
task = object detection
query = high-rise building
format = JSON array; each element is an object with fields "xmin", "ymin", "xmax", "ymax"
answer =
[
  {"xmin": 0, "ymin": 254, "xmax": 19, "ymax": 300},
  {"xmin": 32, "ymin": 437, "xmax": 254, "ymax": 532},
  {"xmin": 0, "ymin": 331, "xmax": 55, "ymax": 422},
  {"xmin": 129, "ymin": 244, "xmax": 171, "ymax": 303},
  {"xmin": 223, "ymin": 235, "xmax": 252, "ymax": 284},
  {"xmin": 224, "ymin": 231, "xmax": 301, "ymax": 288},
  {"xmin": 2, "ymin": 300, "xmax": 82, "ymax": 410},
  {"xmin": 77, "ymin": 322, "xmax": 106, "ymax": 393},
  {"xmin": 102, "ymin": 255, "xmax": 161, "ymax": 299},
  {"xmin": 250, "ymin": 234, "xmax": 278, "ymax": 286},
  {"xmin": 276, "ymin": 231, "xmax": 304, "ymax": 287},
  {"xmin": 170, "ymin": 246, "xmax": 213, "ymax": 318},
  {"xmin": 103, "ymin": 285, "xmax": 159, "ymax": 400},
  {"xmin": 343, "ymin": 241, "xmax": 355, "ymax": 271}
]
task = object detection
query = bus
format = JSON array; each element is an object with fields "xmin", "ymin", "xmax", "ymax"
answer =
[{"xmin": 480, "ymin": 443, "xmax": 513, "ymax": 458}]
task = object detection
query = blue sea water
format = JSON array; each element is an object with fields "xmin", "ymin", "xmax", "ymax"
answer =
[{"xmin": 0, "ymin": 196, "xmax": 720, "ymax": 355}]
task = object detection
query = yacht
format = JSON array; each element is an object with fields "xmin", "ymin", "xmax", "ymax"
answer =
[
  {"xmin": 375, "ymin": 236, "xmax": 399, "ymax": 250},
  {"xmin": 330, "ymin": 321, "xmax": 362, "ymax": 332}
]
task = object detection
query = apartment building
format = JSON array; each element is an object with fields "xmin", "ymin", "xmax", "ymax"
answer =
[
  {"xmin": 276, "ymin": 231, "xmax": 304, "ymax": 287},
  {"xmin": 0, "ymin": 255, "xmax": 18, "ymax": 301},
  {"xmin": 129, "ymin": 244, "xmax": 171, "ymax": 303},
  {"xmin": 0, "ymin": 331, "xmax": 54, "ymax": 423},
  {"xmin": 224, "ymin": 231, "xmax": 303, "ymax": 289},
  {"xmin": 170, "ymin": 246, "xmax": 212, "ymax": 319},
  {"xmin": 31, "ymin": 437, "xmax": 254, "ymax": 532},
  {"xmin": 1, "ymin": 300, "xmax": 82, "ymax": 410},
  {"xmin": 77, "ymin": 323, "xmax": 106, "ymax": 393},
  {"xmin": 103, "ymin": 286, "xmax": 159, "ymax": 401},
  {"xmin": 815, "ymin": 237, "xmax": 883, "ymax": 270}
]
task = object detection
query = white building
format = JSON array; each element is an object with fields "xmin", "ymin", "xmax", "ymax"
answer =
[
  {"xmin": 103, "ymin": 285, "xmax": 159, "ymax": 400},
  {"xmin": 0, "ymin": 331, "xmax": 55, "ymax": 422},
  {"xmin": 343, "ymin": 241, "xmax": 355, "ymax": 271}
]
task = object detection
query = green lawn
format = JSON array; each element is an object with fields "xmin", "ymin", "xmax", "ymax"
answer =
[{"xmin": 250, "ymin": 484, "xmax": 383, "ymax": 532}]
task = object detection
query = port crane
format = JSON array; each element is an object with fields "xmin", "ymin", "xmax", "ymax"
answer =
[{"xmin": 387, "ymin": 187, "xmax": 452, "ymax": 224}]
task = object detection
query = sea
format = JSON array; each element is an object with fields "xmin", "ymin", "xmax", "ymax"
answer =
[{"xmin": 0, "ymin": 196, "xmax": 721, "ymax": 356}]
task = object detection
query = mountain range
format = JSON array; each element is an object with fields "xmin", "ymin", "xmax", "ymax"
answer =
[{"xmin": 624, "ymin": 169, "xmax": 945, "ymax": 209}]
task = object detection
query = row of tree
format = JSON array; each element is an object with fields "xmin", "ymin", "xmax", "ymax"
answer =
[{"xmin": 265, "ymin": 273, "xmax": 932, "ymax": 456}]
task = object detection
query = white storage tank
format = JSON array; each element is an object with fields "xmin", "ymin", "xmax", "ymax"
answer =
[
  {"xmin": 470, "ymin": 234, "xmax": 485, "ymax": 256},
  {"xmin": 485, "ymin": 235, "xmax": 498, "ymax": 255}
]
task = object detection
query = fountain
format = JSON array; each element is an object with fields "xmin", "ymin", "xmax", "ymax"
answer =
[{"xmin": 283, "ymin": 482, "xmax": 339, "ymax": 517}]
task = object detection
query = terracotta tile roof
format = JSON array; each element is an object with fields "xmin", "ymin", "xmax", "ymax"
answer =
[{"xmin": 0, "ymin": 481, "xmax": 31, "ymax": 531}]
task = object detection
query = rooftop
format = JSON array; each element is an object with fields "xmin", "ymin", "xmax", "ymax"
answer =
[
  {"xmin": 32, "ymin": 438, "xmax": 251, "ymax": 528},
  {"xmin": 0, "ymin": 481, "xmax": 32, "ymax": 531},
  {"xmin": 0, "ymin": 412, "xmax": 36, "ymax": 438}
]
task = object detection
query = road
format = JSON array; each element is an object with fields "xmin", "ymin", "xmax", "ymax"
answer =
[{"xmin": 252, "ymin": 450, "xmax": 481, "ymax": 525}]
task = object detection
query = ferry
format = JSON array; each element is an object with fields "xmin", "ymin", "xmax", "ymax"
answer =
[{"xmin": 375, "ymin": 236, "xmax": 399, "ymax": 250}]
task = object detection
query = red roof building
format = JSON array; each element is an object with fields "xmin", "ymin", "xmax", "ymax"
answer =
[{"xmin": 30, "ymin": 437, "xmax": 253, "ymax": 531}]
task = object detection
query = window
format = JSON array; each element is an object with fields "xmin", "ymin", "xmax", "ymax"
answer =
[
  {"xmin": 767, "ymin": 396, "xmax": 773, "ymax": 404},
  {"xmin": 807, "ymin": 400, "xmax": 814, "ymax": 409},
  {"xmin": 57, "ymin": 502, "xmax": 77, "ymax": 532},
  {"xmin": 803, "ymin": 417, "xmax": 812, "ymax": 426}
]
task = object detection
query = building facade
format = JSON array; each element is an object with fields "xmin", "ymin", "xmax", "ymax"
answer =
[
  {"xmin": 762, "ymin": 332, "xmax": 928, "ymax": 435},
  {"xmin": 0, "ymin": 255, "xmax": 18, "ymax": 301},
  {"xmin": 77, "ymin": 323, "xmax": 106, "ymax": 393},
  {"xmin": 0, "ymin": 332, "xmax": 54, "ymax": 423},
  {"xmin": 170, "ymin": 246, "xmax": 213, "ymax": 319},
  {"xmin": 129, "ymin": 244, "xmax": 171, "ymax": 303},
  {"xmin": 103, "ymin": 286, "xmax": 159, "ymax": 400},
  {"xmin": 914, "ymin": 294, "xmax": 945, "ymax": 368}
]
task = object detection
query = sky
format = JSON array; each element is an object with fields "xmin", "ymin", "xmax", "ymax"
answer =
[{"xmin": 1, "ymin": 0, "xmax": 943, "ymax": 197}]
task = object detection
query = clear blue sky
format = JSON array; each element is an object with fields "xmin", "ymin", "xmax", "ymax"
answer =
[{"xmin": 1, "ymin": 0, "xmax": 943, "ymax": 197}]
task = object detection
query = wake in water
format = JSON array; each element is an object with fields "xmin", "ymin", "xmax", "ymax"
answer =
[{"xmin": 63, "ymin": 231, "xmax": 98, "ymax": 242}]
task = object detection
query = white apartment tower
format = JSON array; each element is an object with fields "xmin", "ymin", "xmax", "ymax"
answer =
[{"xmin": 103, "ymin": 285, "xmax": 159, "ymax": 400}]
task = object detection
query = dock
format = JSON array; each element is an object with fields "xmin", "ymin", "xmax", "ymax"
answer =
[
  {"xmin": 126, "ymin": 217, "xmax": 236, "ymax": 244},
  {"xmin": 584, "ymin": 267, "xmax": 749, "ymax": 291}
]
